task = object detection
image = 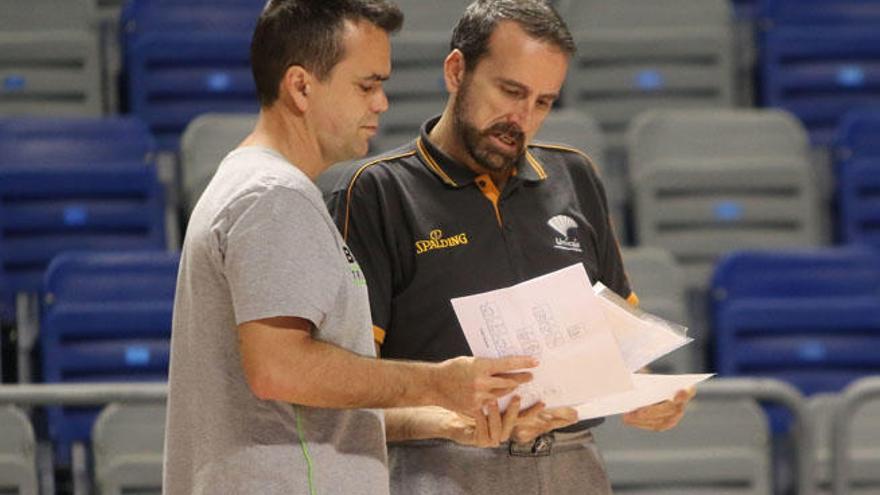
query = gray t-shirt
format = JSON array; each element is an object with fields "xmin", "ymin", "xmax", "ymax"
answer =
[{"xmin": 163, "ymin": 147, "xmax": 388, "ymax": 494}]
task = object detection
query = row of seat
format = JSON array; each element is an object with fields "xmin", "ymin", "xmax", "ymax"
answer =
[
  {"xmin": 0, "ymin": 118, "xmax": 169, "ymax": 324},
  {"xmin": 180, "ymin": 106, "xmax": 879, "ymax": 290},
  {"xmin": 7, "ymin": 0, "xmax": 879, "ymax": 156},
  {"xmin": 4, "ymin": 376, "xmax": 880, "ymax": 495},
  {"xmin": 5, "ymin": 243, "xmax": 878, "ymax": 472}
]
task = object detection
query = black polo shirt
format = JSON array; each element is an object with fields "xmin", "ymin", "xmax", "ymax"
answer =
[
  {"xmin": 329, "ymin": 117, "xmax": 636, "ymax": 430},
  {"xmin": 329, "ymin": 116, "xmax": 635, "ymax": 362}
]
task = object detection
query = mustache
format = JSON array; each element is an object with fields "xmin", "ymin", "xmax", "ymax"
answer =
[{"xmin": 484, "ymin": 122, "xmax": 525, "ymax": 145}]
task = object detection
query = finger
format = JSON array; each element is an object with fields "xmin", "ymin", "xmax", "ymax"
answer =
[
  {"xmin": 518, "ymin": 401, "xmax": 546, "ymax": 421},
  {"xmin": 487, "ymin": 401, "xmax": 503, "ymax": 446},
  {"xmin": 501, "ymin": 397, "xmax": 521, "ymax": 441},
  {"xmin": 487, "ymin": 356, "xmax": 539, "ymax": 373},
  {"xmin": 623, "ymin": 412, "xmax": 677, "ymax": 431},
  {"xmin": 676, "ymin": 387, "xmax": 697, "ymax": 403},
  {"xmin": 474, "ymin": 408, "xmax": 490, "ymax": 446},
  {"xmin": 630, "ymin": 401, "xmax": 676, "ymax": 418},
  {"xmin": 483, "ymin": 375, "xmax": 532, "ymax": 391},
  {"xmin": 492, "ymin": 371, "xmax": 534, "ymax": 384},
  {"xmin": 543, "ymin": 407, "xmax": 578, "ymax": 422}
]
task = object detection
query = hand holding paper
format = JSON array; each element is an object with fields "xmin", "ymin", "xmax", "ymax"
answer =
[
  {"xmin": 451, "ymin": 264, "xmax": 634, "ymax": 410},
  {"xmin": 451, "ymin": 263, "xmax": 711, "ymax": 421}
]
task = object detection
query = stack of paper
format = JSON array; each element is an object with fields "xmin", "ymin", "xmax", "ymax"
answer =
[{"xmin": 450, "ymin": 264, "xmax": 712, "ymax": 419}]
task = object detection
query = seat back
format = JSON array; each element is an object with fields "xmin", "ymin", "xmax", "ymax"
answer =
[
  {"xmin": 597, "ymin": 397, "xmax": 771, "ymax": 494},
  {"xmin": 40, "ymin": 250, "xmax": 179, "ymax": 466},
  {"xmin": 834, "ymin": 110, "xmax": 880, "ymax": 246},
  {"xmin": 810, "ymin": 393, "xmax": 880, "ymax": 494},
  {"xmin": 93, "ymin": 402, "xmax": 166, "ymax": 495},
  {"xmin": 0, "ymin": 406, "xmax": 38, "ymax": 495},
  {"xmin": 0, "ymin": 117, "xmax": 166, "ymax": 305},
  {"xmin": 711, "ymin": 248, "xmax": 880, "ymax": 395},
  {"xmin": 621, "ymin": 247, "xmax": 690, "ymax": 373},
  {"xmin": 179, "ymin": 113, "xmax": 256, "ymax": 215},
  {"xmin": 561, "ymin": 0, "xmax": 735, "ymax": 152},
  {"xmin": 629, "ymin": 109, "xmax": 821, "ymax": 289},
  {"xmin": 376, "ymin": 0, "xmax": 473, "ymax": 150},
  {"xmin": 760, "ymin": 0, "xmax": 880, "ymax": 145},
  {"xmin": 122, "ymin": 0, "xmax": 262, "ymax": 149},
  {"xmin": 762, "ymin": 0, "xmax": 880, "ymax": 25},
  {"xmin": 0, "ymin": 0, "xmax": 103, "ymax": 116}
]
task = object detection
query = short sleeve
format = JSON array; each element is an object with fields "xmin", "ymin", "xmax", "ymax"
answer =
[
  {"xmin": 585, "ymin": 158, "xmax": 634, "ymax": 304},
  {"xmin": 221, "ymin": 186, "xmax": 343, "ymax": 326},
  {"xmin": 327, "ymin": 168, "xmax": 395, "ymax": 342}
]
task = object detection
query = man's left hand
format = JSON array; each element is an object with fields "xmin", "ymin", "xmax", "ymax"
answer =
[{"xmin": 622, "ymin": 387, "xmax": 696, "ymax": 432}]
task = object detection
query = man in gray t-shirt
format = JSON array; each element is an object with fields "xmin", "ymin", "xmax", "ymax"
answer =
[{"xmin": 163, "ymin": 2, "xmax": 537, "ymax": 494}]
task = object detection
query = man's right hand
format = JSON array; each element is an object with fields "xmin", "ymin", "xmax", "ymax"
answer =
[
  {"xmin": 510, "ymin": 406, "xmax": 578, "ymax": 444},
  {"xmin": 433, "ymin": 356, "xmax": 537, "ymax": 416}
]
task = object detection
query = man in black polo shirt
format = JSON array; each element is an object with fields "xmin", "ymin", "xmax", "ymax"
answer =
[{"xmin": 328, "ymin": 0, "xmax": 694, "ymax": 493}]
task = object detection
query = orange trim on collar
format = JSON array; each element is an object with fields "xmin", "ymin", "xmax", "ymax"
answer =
[
  {"xmin": 416, "ymin": 137, "xmax": 458, "ymax": 187},
  {"xmin": 524, "ymin": 150, "xmax": 548, "ymax": 180},
  {"xmin": 343, "ymin": 150, "xmax": 417, "ymax": 241},
  {"xmin": 626, "ymin": 292, "xmax": 640, "ymax": 308},
  {"xmin": 373, "ymin": 325, "xmax": 387, "ymax": 345},
  {"xmin": 474, "ymin": 174, "xmax": 503, "ymax": 226}
]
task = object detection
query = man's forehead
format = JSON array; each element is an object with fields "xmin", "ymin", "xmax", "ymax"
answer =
[{"xmin": 336, "ymin": 19, "xmax": 392, "ymax": 75}]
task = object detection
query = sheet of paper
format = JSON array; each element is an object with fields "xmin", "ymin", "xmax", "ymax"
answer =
[
  {"xmin": 451, "ymin": 264, "xmax": 634, "ymax": 409},
  {"xmin": 594, "ymin": 283, "xmax": 692, "ymax": 372},
  {"xmin": 575, "ymin": 373, "xmax": 713, "ymax": 421}
]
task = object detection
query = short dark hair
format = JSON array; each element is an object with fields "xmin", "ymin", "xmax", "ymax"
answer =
[
  {"xmin": 251, "ymin": 0, "xmax": 403, "ymax": 107},
  {"xmin": 451, "ymin": 0, "xmax": 575, "ymax": 71}
]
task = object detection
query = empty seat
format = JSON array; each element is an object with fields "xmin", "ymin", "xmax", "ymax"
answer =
[
  {"xmin": 596, "ymin": 396, "xmax": 771, "ymax": 494},
  {"xmin": 0, "ymin": 0, "xmax": 103, "ymax": 116},
  {"xmin": 122, "ymin": 0, "xmax": 263, "ymax": 150},
  {"xmin": 760, "ymin": 0, "xmax": 880, "ymax": 146},
  {"xmin": 0, "ymin": 117, "xmax": 166, "ymax": 324},
  {"xmin": 732, "ymin": 0, "xmax": 759, "ymax": 20},
  {"xmin": 834, "ymin": 109, "xmax": 880, "ymax": 247},
  {"xmin": 375, "ymin": 0, "xmax": 473, "ymax": 150},
  {"xmin": 810, "ymin": 393, "xmax": 880, "ymax": 494},
  {"xmin": 629, "ymin": 109, "xmax": 822, "ymax": 289},
  {"xmin": 93, "ymin": 402, "xmax": 166, "ymax": 495},
  {"xmin": 621, "ymin": 247, "xmax": 691, "ymax": 373},
  {"xmin": 711, "ymin": 247, "xmax": 880, "ymax": 395},
  {"xmin": 533, "ymin": 109, "xmax": 626, "ymax": 232},
  {"xmin": 561, "ymin": 0, "xmax": 735, "ymax": 154},
  {"xmin": 179, "ymin": 113, "xmax": 256, "ymax": 215},
  {"xmin": 40, "ymin": 251, "xmax": 179, "ymax": 467},
  {"xmin": 0, "ymin": 405, "xmax": 38, "ymax": 495},
  {"xmin": 535, "ymin": 109, "xmax": 606, "ymax": 173}
]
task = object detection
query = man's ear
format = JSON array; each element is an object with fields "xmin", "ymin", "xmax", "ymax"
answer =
[
  {"xmin": 443, "ymin": 49, "xmax": 467, "ymax": 94},
  {"xmin": 280, "ymin": 65, "xmax": 312, "ymax": 112}
]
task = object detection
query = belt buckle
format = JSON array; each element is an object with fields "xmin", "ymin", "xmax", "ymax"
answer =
[{"xmin": 508, "ymin": 433, "xmax": 554, "ymax": 457}]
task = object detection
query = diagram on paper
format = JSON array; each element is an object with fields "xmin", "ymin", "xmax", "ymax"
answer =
[{"xmin": 452, "ymin": 264, "xmax": 635, "ymax": 409}]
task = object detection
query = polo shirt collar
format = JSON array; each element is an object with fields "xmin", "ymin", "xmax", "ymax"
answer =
[{"xmin": 416, "ymin": 116, "xmax": 548, "ymax": 188}]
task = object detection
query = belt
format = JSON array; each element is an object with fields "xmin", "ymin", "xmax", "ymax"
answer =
[{"xmin": 508, "ymin": 429, "xmax": 593, "ymax": 458}]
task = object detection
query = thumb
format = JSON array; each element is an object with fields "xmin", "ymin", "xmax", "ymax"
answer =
[{"xmin": 488, "ymin": 356, "xmax": 539, "ymax": 374}]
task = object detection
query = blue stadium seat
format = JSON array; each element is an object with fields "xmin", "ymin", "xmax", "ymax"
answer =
[
  {"xmin": 732, "ymin": 0, "xmax": 759, "ymax": 20},
  {"xmin": 40, "ymin": 250, "xmax": 179, "ymax": 466},
  {"xmin": 711, "ymin": 247, "xmax": 880, "ymax": 395},
  {"xmin": 0, "ymin": 117, "xmax": 166, "ymax": 323},
  {"xmin": 835, "ymin": 109, "xmax": 880, "ymax": 247},
  {"xmin": 760, "ymin": 0, "xmax": 880, "ymax": 146},
  {"xmin": 122, "ymin": 0, "xmax": 263, "ymax": 150}
]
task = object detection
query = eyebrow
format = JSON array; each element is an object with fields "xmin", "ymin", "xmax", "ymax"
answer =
[
  {"xmin": 496, "ymin": 77, "xmax": 559, "ymax": 100},
  {"xmin": 361, "ymin": 73, "xmax": 390, "ymax": 82}
]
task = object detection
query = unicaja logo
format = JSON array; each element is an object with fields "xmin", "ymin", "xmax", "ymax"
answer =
[{"xmin": 547, "ymin": 215, "xmax": 583, "ymax": 253}]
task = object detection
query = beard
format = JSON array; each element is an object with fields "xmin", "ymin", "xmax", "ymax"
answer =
[{"xmin": 452, "ymin": 77, "xmax": 526, "ymax": 174}]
